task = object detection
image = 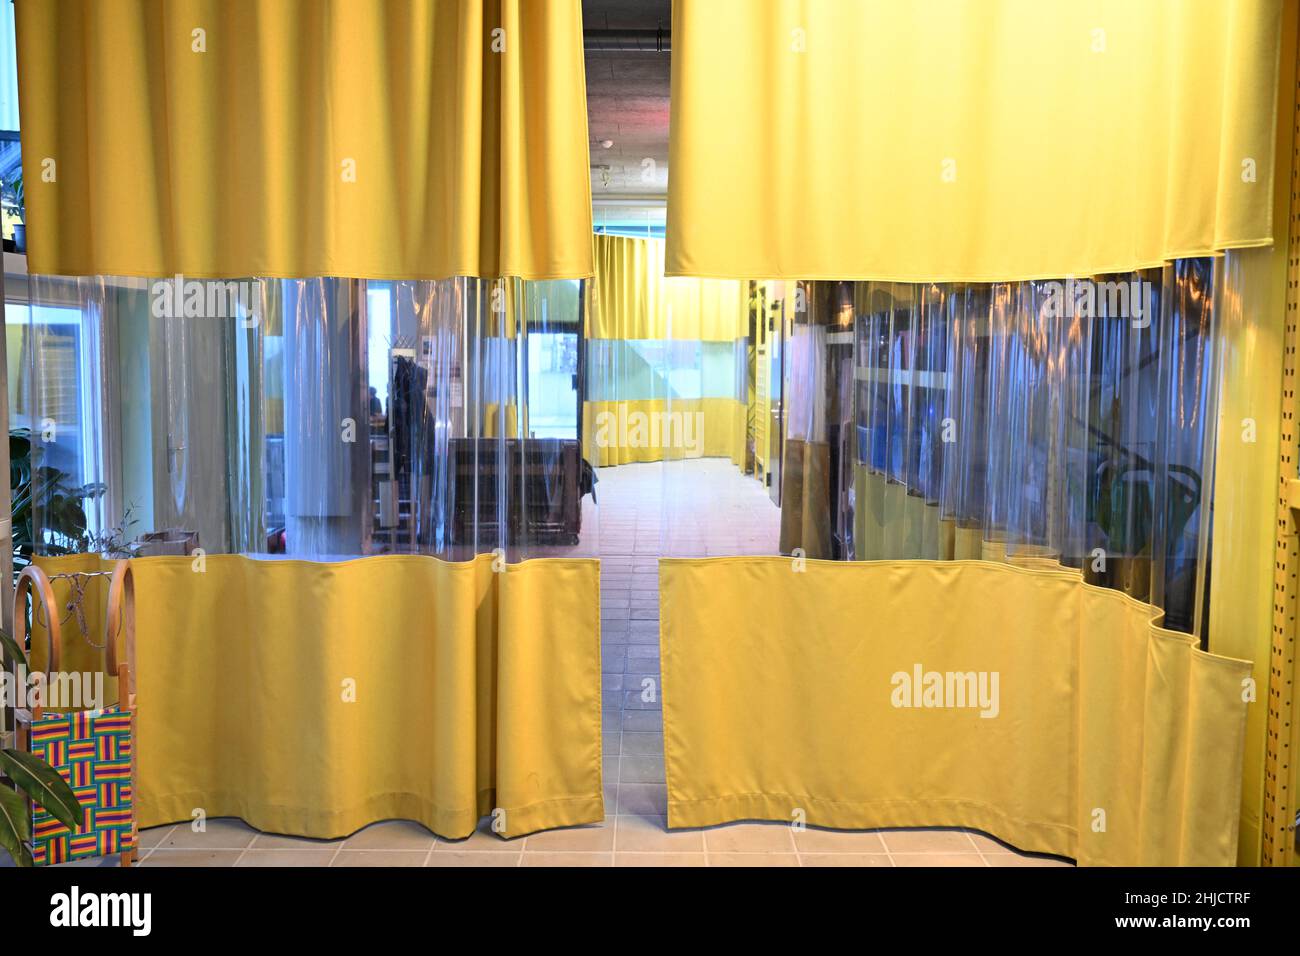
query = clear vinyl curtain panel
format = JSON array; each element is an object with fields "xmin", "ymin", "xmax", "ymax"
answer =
[
  {"xmin": 9, "ymin": 274, "xmax": 597, "ymax": 566},
  {"xmin": 844, "ymin": 264, "xmax": 1217, "ymax": 634},
  {"xmin": 585, "ymin": 234, "xmax": 748, "ymax": 468},
  {"xmin": 655, "ymin": 262, "xmax": 1222, "ymax": 637}
]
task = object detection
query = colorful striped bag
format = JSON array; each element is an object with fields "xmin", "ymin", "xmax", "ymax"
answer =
[{"xmin": 16, "ymin": 562, "xmax": 138, "ymax": 867}]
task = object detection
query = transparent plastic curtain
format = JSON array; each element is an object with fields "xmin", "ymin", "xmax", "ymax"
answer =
[
  {"xmin": 11, "ymin": 274, "xmax": 597, "ymax": 566},
  {"xmin": 584, "ymin": 338, "xmax": 747, "ymax": 461},
  {"xmin": 770, "ymin": 281, "xmax": 854, "ymax": 559},
  {"xmin": 581, "ymin": 271, "xmax": 751, "ymax": 556},
  {"xmin": 7, "ymin": 276, "xmax": 116, "ymax": 564},
  {"xmin": 649, "ymin": 326, "xmax": 751, "ymax": 558},
  {"xmin": 654, "ymin": 262, "xmax": 1221, "ymax": 637},
  {"xmin": 650, "ymin": 328, "xmax": 753, "ymax": 557}
]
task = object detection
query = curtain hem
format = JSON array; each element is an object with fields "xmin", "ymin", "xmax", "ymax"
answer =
[
  {"xmin": 137, "ymin": 790, "xmax": 605, "ymax": 841},
  {"xmin": 663, "ymin": 240, "xmax": 1276, "ymax": 284},
  {"xmin": 665, "ymin": 793, "xmax": 1075, "ymax": 859}
]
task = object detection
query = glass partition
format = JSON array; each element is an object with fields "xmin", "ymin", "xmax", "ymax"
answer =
[
  {"xmin": 656, "ymin": 264, "xmax": 1224, "ymax": 638},
  {"xmin": 12, "ymin": 274, "xmax": 599, "ymax": 566}
]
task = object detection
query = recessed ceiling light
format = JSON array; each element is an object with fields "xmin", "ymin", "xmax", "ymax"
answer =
[{"xmin": 600, "ymin": 139, "xmax": 614, "ymax": 149}]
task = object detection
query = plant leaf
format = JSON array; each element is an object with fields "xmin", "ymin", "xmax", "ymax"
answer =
[
  {"xmin": 0, "ymin": 749, "xmax": 82, "ymax": 832},
  {"xmin": 0, "ymin": 628, "xmax": 24, "ymax": 669},
  {"xmin": 0, "ymin": 785, "xmax": 34, "ymax": 867}
]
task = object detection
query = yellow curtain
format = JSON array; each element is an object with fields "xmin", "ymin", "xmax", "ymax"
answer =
[
  {"xmin": 660, "ymin": 557, "xmax": 1251, "ymax": 866},
  {"xmin": 583, "ymin": 398, "xmax": 745, "ymax": 467},
  {"xmin": 1210, "ymin": 250, "xmax": 1288, "ymax": 863},
  {"xmin": 666, "ymin": 0, "xmax": 1281, "ymax": 281},
  {"xmin": 1206, "ymin": 0, "xmax": 1299, "ymax": 866},
  {"xmin": 16, "ymin": 0, "xmax": 594, "ymax": 280},
  {"xmin": 32, "ymin": 553, "xmax": 604, "ymax": 840},
  {"xmin": 590, "ymin": 234, "xmax": 744, "ymax": 340}
]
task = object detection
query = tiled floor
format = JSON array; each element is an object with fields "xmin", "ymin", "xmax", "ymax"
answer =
[
  {"xmin": 5, "ymin": 460, "xmax": 1071, "ymax": 868},
  {"xmin": 10, "ymin": 816, "xmax": 1066, "ymax": 867}
]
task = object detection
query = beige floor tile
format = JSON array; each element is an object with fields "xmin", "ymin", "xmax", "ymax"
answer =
[
  {"xmin": 136, "ymin": 825, "xmax": 176, "ymax": 849},
  {"xmin": 704, "ymin": 823, "xmax": 797, "ymax": 853},
  {"xmin": 524, "ymin": 821, "xmax": 615, "ymax": 852},
  {"xmin": 602, "ymin": 647, "xmax": 627, "ymax": 673},
  {"xmin": 626, "ymin": 646, "xmax": 660, "ymax": 665},
  {"xmin": 984, "ymin": 854, "xmax": 1074, "ymax": 867},
  {"xmin": 521, "ymin": 852, "xmax": 613, "ymax": 867},
  {"xmin": 620, "ymin": 711, "xmax": 663, "ymax": 732},
  {"xmin": 621, "ymin": 732, "xmax": 663, "ymax": 756},
  {"xmin": 251, "ymin": 832, "xmax": 343, "ymax": 850},
  {"xmin": 619, "ymin": 754, "xmax": 665, "ymax": 784},
  {"xmin": 427, "ymin": 851, "xmax": 523, "ymax": 867},
  {"xmin": 800, "ymin": 853, "xmax": 893, "ymax": 867},
  {"xmin": 153, "ymin": 819, "xmax": 257, "ymax": 850},
  {"xmin": 708, "ymin": 853, "xmax": 800, "ymax": 867},
  {"xmin": 341, "ymin": 821, "xmax": 437, "ymax": 850},
  {"xmin": 140, "ymin": 849, "xmax": 244, "ymax": 867},
  {"xmin": 616, "ymin": 783, "xmax": 667, "ymax": 816},
  {"xmin": 331, "ymin": 850, "xmax": 428, "ymax": 867},
  {"xmin": 431, "ymin": 819, "xmax": 521, "ymax": 851},
  {"xmin": 793, "ymin": 828, "xmax": 887, "ymax": 853},
  {"xmin": 964, "ymin": 831, "xmax": 1015, "ymax": 854},
  {"xmin": 880, "ymin": 829, "xmax": 980, "ymax": 854},
  {"xmin": 616, "ymin": 852, "xmax": 706, "ymax": 867},
  {"xmin": 891, "ymin": 853, "xmax": 987, "ymax": 867},
  {"xmin": 615, "ymin": 814, "xmax": 705, "ymax": 852},
  {"xmin": 236, "ymin": 849, "xmax": 337, "ymax": 867}
]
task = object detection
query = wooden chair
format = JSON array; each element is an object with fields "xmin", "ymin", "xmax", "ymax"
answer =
[{"xmin": 16, "ymin": 562, "xmax": 137, "ymax": 867}]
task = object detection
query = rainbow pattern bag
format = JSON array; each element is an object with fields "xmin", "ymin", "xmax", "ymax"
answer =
[{"xmin": 29, "ymin": 707, "xmax": 135, "ymax": 865}]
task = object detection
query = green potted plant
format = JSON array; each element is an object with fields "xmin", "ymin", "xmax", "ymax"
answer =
[{"xmin": 10, "ymin": 428, "xmax": 140, "ymax": 576}]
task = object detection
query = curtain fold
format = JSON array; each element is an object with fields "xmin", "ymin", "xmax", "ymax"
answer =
[
  {"xmin": 660, "ymin": 557, "xmax": 1251, "ymax": 865},
  {"xmin": 15, "ymin": 0, "xmax": 593, "ymax": 280},
  {"xmin": 590, "ymin": 234, "xmax": 745, "ymax": 341},
  {"xmin": 32, "ymin": 553, "xmax": 603, "ymax": 840},
  {"xmin": 666, "ymin": 0, "xmax": 1281, "ymax": 281}
]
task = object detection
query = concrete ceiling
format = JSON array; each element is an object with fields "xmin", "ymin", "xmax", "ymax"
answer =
[{"xmin": 582, "ymin": 0, "xmax": 671, "ymax": 233}]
